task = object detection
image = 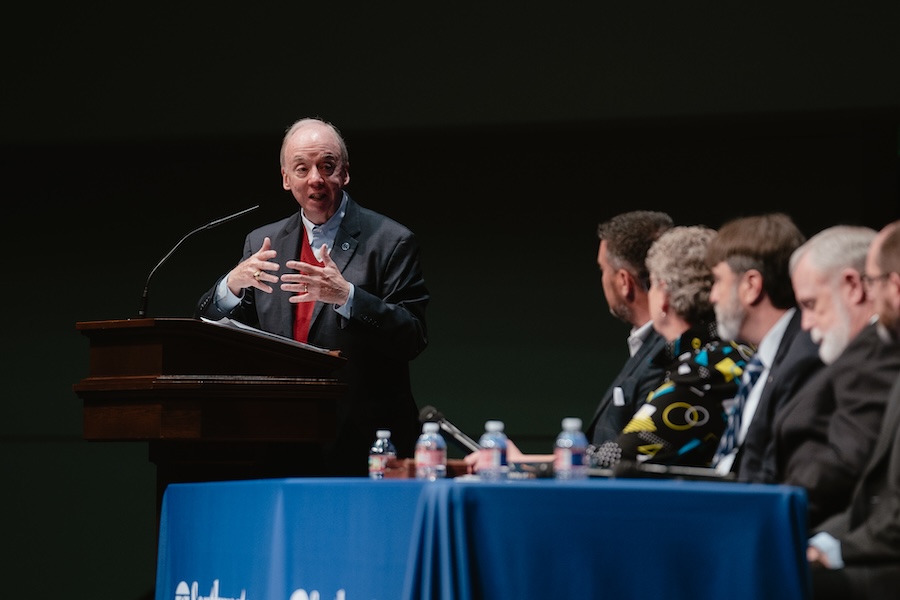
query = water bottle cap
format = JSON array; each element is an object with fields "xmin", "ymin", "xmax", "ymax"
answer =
[
  {"xmin": 376, "ymin": 429, "xmax": 391, "ymax": 438},
  {"xmin": 485, "ymin": 420, "xmax": 504, "ymax": 432},
  {"xmin": 561, "ymin": 417, "xmax": 582, "ymax": 431},
  {"xmin": 423, "ymin": 422, "xmax": 440, "ymax": 433}
]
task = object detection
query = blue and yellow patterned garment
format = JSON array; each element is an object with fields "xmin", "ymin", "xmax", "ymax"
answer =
[{"xmin": 592, "ymin": 322, "xmax": 754, "ymax": 470}]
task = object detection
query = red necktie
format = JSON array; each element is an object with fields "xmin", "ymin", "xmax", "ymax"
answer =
[{"xmin": 293, "ymin": 227, "xmax": 323, "ymax": 343}]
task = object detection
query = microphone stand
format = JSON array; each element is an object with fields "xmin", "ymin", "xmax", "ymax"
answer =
[
  {"xmin": 419, "ymin": 405, "xmax": 481, "ymax": 453},
  {"xmin": 136, "ymin": 205, "xmax": 259, "ymax": 318}
]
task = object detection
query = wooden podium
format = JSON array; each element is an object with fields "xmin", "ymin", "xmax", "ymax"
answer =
[{"xmin": 73, "ymin": 318, "xmax": 348, "ymax": 508}]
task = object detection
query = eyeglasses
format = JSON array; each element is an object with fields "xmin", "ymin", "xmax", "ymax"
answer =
[{"xmin": 861, "ymin": 273, "xmax": 892, "ymax": 286}]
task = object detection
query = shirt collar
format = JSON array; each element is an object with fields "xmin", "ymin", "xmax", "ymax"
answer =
[
  {"xmin": 627, "ymin": 320, "xmax": 655, "ymax": 357},
  {"xmin": 300, "ymin": 192, "xmax": 348, "ymax": 258},
  {"xmin": 754, "ymin": 307, "xmax": 797, "ymax": 371}
]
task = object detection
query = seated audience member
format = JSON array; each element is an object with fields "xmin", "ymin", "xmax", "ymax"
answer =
[
  {"xmin": 591, "ymin": 226, "xmax": 753, "ymax": 472},
  {"xmin": 465, "ymin": 211, "xmax": 673, "ymax": 473},
  {"xmin": 807, "ymin": 220, "xmax": 900, "ymax": 600},
  {"xmin": 586, "ymin": 211, "xmax": 674, "ymax": 447},
  {"xmin": 773, "ymin": 225, "xmax": 900, "ymax": 528},
  {"xmin": 705, "ymin": 213, "xmax": 823, "ymax": 481}
]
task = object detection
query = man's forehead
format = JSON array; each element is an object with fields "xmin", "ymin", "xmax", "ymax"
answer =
[
  {"xmin": 712, "ymin": 262, "xmax": 734, "ymax": 275},
  {"xmin": 286, "ymin": 146, "xmax": 341, "ymax": 164},
  {"xmin": 286, "ymin": 125, "xmax": 340, "ymax": 153}
]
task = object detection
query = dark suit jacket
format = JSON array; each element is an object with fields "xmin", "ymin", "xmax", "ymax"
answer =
[
  {"xmin": 774, "ymin": 321, "xmax": 900, "ymax": 528},
  {"xmin": 585, "ymin": 329, "xmax": 667, "ymax": 446},
  {"xmin": 736, "ymin": 311, "xmax": 825, "ymax": 482},
  {"xmin": 196, "ymin": 196, "xmax": 429, "ymax": 474},
  {"xmin": 811, "ymin": 372, "xmax": 900, "ymax": 598}
]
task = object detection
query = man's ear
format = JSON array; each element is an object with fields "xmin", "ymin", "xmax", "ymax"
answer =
[
  {"xmin": 840, "ymin": 268, "xmax": 867, "ymax": 305},
  {"xmin": 737, "ymin": 269, "xmax": 763, "ymax": 306},
  {"xmin": 889, "ymin": 272, "xmax": 900, "ymax": 312},
  {"xmin": 619, "ymin": 269, "xmax": 637, "ymax": 301}
]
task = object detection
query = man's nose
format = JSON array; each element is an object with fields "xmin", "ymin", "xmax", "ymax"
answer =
[{"xmin": 800, "ymin": 309, "xmax": 816, "ymax": 332}]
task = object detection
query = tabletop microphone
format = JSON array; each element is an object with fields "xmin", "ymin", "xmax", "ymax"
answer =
[
  {"xmin": 136, "ymin": 204, "xmax": 260, "ymax": 318},
  {"xmin": 419, "ymin": 405, "xmax": 481, "ymax": 453}
]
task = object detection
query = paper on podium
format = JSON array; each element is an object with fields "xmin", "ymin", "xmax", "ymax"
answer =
[{"xmin": 201, "ymin": 316, "xmax": 341, "ymax": 357}]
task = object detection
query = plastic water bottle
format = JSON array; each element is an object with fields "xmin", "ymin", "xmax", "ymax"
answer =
[
  {"xmin": 477, "ymin": 420, "xmax": 508, "ymax": 480},
  {"xmin": 554, "ymin": 417, "xmax": 588, "ymax": 480},
  {"xmin": 415, "ymin": 422, "xmax": 447, "ymax": 480},
  {"xmin": 368, "ymin": 429, "xmax": 397, "ymax": 480}
]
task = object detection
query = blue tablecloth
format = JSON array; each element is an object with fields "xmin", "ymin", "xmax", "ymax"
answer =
[
  {"xmin": 155, "ymin": 477, "xmax": 810, "ymax": 600},
  {"xmin": 405, "ymin": 478, "xmax": 810, "ymax": 600}
]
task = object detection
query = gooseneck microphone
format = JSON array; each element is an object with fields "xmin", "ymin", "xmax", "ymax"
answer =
[
  {"xmin": 136, "ymin": 204, "xmax": 260, "ymax": 318},
  {"xmin": 419, "ymin": 405, "xmax": 481, "ymax": 453}
]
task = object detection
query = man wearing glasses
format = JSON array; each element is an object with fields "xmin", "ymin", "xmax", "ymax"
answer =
[
  {"xmin": 807, "ymin": 220, "xmax": 900, "ymax": 600},
  {"xmin": 771, "ymin": 225, "xmax": 895, "ymax": 530}
]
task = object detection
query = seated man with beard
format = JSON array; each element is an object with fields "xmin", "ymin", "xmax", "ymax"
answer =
[
  {"xmin": 706, "ymin": 213, "xmax": 825, "ymax": 481},
  {"xmin": 806, "ymin": 220, "xmax": 900, "ymax": 600},
  {"xmin": 773, "ymin": 225, "xmax": 900, "ymax": 529}
]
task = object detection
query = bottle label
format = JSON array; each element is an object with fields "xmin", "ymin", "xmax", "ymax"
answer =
[
  {"xmin": 369, "ymin": 454, "xmax": 389, "ymax": 474},
  {"xmin": 477, "ymin": 447, "xmax": 504, "ymax": 470},
  {"xmin": 554, "ymin": 448, "xmax": 571, "ymax": 470},
  {"xmin": 415, "ymin": 448, "xmax": 446, "ymax": 468},
  {"xmin": 554, "ymin": 448, "xmax": 585, "ymax": 469}
]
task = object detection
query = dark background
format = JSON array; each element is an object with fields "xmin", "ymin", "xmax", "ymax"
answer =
[{"xmin": 3, "ymin": 4, "xmax": 899, "ymax": 599}]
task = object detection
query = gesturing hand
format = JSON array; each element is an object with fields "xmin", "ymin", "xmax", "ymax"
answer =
[
  {"xmin": 282, "ymin": 244, "xmax": 351, "ymax": 306},
  {"xmin": 226, "ymin": 236, "xmax": 280, "ymax": 295}
]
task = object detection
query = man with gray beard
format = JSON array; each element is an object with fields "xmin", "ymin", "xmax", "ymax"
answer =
[
  {"xmin": 790, "ymin": 226, "xmax": 878, "ymax": 364},
  {"xmin": 773, "ymin": 224, "xmax": 900, "ymax": 529},
  {"xmin": 806, "ymin": 220, "xmax": 900, "ymax": 600},
  {"xmin": 706, "ymin": 213, "xmax": 824, "ymax": 480}
]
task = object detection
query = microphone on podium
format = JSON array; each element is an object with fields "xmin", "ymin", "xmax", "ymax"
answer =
[
  {"xmin": 419, "ymin": 405, "xmax": 481, "ymax": 453},
  {"xmin": 136, "ymin": 204, "xmax": 260, "ymax": 318}
]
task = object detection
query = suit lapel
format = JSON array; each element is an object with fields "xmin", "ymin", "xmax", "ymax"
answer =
[
  {"xmin": 310, "ymin": 198, "xmax": 361, "ymax": 326},
  {"xmin": 754, "ymin": 312, "xmax": 802, "ymax": 419},
  {"xmin": 330, "ymin": 197, "xmax": 360, "ymax": 273},
  {"xmin": 588, "ymin": 332, "xmax": 662, "ymax": 428},
  {"xmin": 867, "ymin": 374, "xmax": 900, "ymax": 471},
  {"xmin": 268, "ymin": 214, "xmax": 302, "ymax": 337}
]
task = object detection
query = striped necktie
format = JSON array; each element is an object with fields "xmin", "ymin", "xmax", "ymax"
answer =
[{"xmin": 713, "ymin": 355, "xmax": 764, "ymax": 467}]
